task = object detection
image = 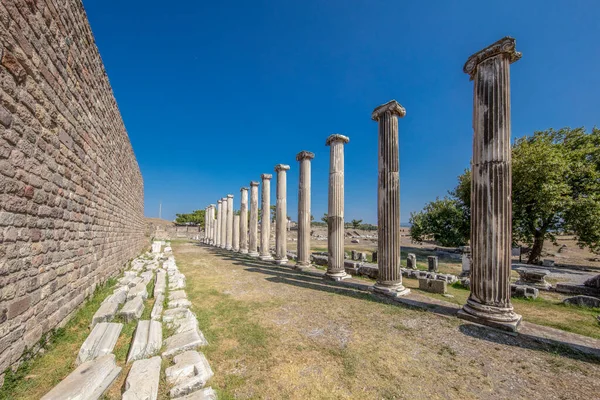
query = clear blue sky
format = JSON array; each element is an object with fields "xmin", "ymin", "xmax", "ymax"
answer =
[{"xmin": 83, "ymin": 0, "xmax": 599, "ymax": 224}]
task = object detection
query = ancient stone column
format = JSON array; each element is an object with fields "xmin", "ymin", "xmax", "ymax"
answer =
[
  {"xmin": 233, "ymin": 215, "xmax": 240, "ymax": 252},
  {"xmin": 226, "ymin": 194, "xmax": 234, "ymax": 250},
  {"xmin": 220, "ymin": 197, "xmax": 228, "ymax": 249},
  {"xmin": 427, "ymin": 256, "xmax": 438, "ymax": 273},
  {"xmin": 325, "ymin": 134, "xmax": 350, "ymax": 280},
  {"xmin": 457, "ymin": 36, "xmax": 522, "ymax": 332},
  {"xmin": 208, "ymin": 205, "xmax": 215, "ymax": 245},
  {"xmin": 371, "ymin": 100, "xmax": 410, "ymax": 297},
  {"xmin": 274, "ymin": 164, "xmax": 290, "ymax": 265},
  {"xmin": 296, "ymin": 151, "xmax": 315, "ymax": 269},
  {"xmin": 215, "ymin": 199, "xmax": 223, "ymax": 247},
  {"xmin": 259, "ymin": 174, "xmax": 274, "ymax": 261},
  {"xmin": 249, "ymin": 181, "xmax": 260, "ymax": 257},
  {"xmin": 239, "ymin": 187, "xmax": 249, "ymax": 254}
]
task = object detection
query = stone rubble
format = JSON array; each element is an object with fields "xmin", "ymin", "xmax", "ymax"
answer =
[
  {"xmin": 166, "ymin": 351, "xmax": 214, "ymax": 398},
  {"xmin": 127, "ymin": 320, "xmax": 163, "ymax": 362},
  {"xmin": 76, "ymin": 322, "xmax": 123, "ymax": 365},
  {"xmin": 123, "ymin": 356, "xmax": 162, "ymax": 400},
  {"xmin": 120, "ymin": 295, "xmax": 145, "ymax": 322}
]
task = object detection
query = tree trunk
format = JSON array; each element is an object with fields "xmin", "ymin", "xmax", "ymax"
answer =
[{"xmin": 528, "ymin": 232, "xmax": 545, "ymax": 264}]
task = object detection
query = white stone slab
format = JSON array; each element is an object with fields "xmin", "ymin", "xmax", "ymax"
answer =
[
  {"xmin": 41, "ymin": 354, "xmax": 121, "ymax": 400},
  {"xmin": 169, "ymin": 274, "xmax": 186, "ymax": 290},
  {"xmin": 127, "ymin": 282, "xmax": 149, "ymax": 300},
  {"xmin": 169, "ymin": 290, "xmax": 187, "ymax": 301},
  {"xmin": 120, "ymin": 296, "xmax": 145, "ymax": 322},
  {"xmin": 151, "ymin": 294, "xmax": 164, "ymax": 320},
  {"xmin": 169, "ymin": 299, "xmax": 192, "ymax": 309},
  {"xmin": 119, "ymin": 275, "xmax": 136, "ymax": 287},
  {"xmin": 163, "ymin": 307, "xmax": 194, "ymax": 323},
  {"xmin": 163, "ymin": 329, "xmax": 208, "ymax": 357},
  {"xmin": 104, "ymin": 288, "xmax": 128, "ymax": 306},
  {"xmin": 155, "ymin": 270, "xmax": 167, "ymax": 297},
  {"xmin": 166, "ymin": 351, "xmax": 213, "ymax": 398},
  {"xmin": 123, "ymin": 356, "xmax": 161, "ymax": 400},
  {"xmin": 141, "ymin": 270, "xmax": 154, "ymax": 284},
  {"xmin": 91, "ymin": 301, "xmax": 119, "ymax": 328},
  {"xmin": 178, "ymin": 387, "xmax": 217, "ymax": 400},
  {"xmin": 168, "ymin": 314, "xmax": 199, "ymax": 335},
  {"xmin": 124, "ymin": 270, "xmax": 138, "ymax": 278},
  {"xmin": 77, "ymin": 322, "xmax": 123, "ymax": 365},
  {"xmin": 127, "ymin": 320, "xmax": 163, "ymax": 362}
]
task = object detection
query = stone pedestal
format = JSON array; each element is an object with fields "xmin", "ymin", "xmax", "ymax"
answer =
[
  {"xmin": 296, "ymin": 151, "xmax": 315, "ymax": 269},
  {"xmin": 260, "ymin": 174, "xmax": 274, "ymax": 261},
  {"xmin": 325, "ymin": 134, "xmax": 350, "ymax": 281},
  {"xmin": 274, "ymin": 164, "xmax": 290, "ymax": 265},
  {"xmin": 371, "ymin": 100, "xmax": 410, "ymax": 297},
  {"xmin": 233, "ymin": 215, "xmax": 240, "ymax": 252},
  {"xmin": 515, "ymin": 268, "xmax": 552, "ymax": 290},
  {"xmin": 461, "ymin": 246, "xmax": 471, "ymax": 277},
  {"xmin": 220, "ymin": 197, "xmax": 228, "ymax": 249},
  {"xmin": 427, "ymin": 256, "xmax": 438, "ymax": 273},
  {"xmin": 240, "ymin": 187, "xmax": 249, "ymax": 254},
  {"xmin": 226, "ymin": 195, "xmax": 234, "ymax": 250},
  {"xmin": 457, "ymin": 37, "xmax": 522, "ymax": 332},
  {"xmin": 215, "ymin": 200, "xmax": 222, "ymax": 248},
  {"xmin": 249, "ymin": 181, "xmax": 260, "ymax": 257},
  {"xmin": 407, "ymin": 253, "xmax": 417, "ymax": 270}
]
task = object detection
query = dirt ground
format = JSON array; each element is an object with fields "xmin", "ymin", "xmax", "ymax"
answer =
[{"xmin": 174, "ymin": 241, "xmax": 600, "ymax": 400}]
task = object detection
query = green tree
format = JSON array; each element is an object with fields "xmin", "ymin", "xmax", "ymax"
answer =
[
  {"xmin": 321, "ymin": 213, "xmax": 328, "ymax": 223},
  {"xmin": 411, "ymin": 127, "xmax": 600, "ymax": 263},
  {"xmin": 409, "ymin": 197, "xmax": 469, "ymax": 247},
  {"xmin": 175, "ymin": 209, "xmax": 206, "ymax": 227},
  {"xmin": 350, "ymin": 219, "xmax": 363, "ymax": 229}
]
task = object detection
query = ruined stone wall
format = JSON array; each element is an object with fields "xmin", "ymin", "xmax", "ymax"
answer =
[{"xmin": 0, "ymin": 0, "xmax": 146, "ymax": 378}]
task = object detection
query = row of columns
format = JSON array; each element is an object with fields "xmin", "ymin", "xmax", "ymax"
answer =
[{"xmin": 200, "ymin": 36, "xmax": 522, "ymax": 331}]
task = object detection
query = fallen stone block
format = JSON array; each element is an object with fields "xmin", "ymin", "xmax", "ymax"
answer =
[
  {"xmin": 515, "ymin": 267, "xmax": 552, "ymax": 290},
  {"xmin": 123, "ymin": 356, "xmax": 161, "ymax": 400},
  {"xmin": 155, "ymin": 270, "xmax": 167, "ymax": 297},
  {"xmin": 151, "ymin": 294, "xmax": 165, "ymax": 320},
  {"xmin": 166, "ymin": 350, "xmax": 214, "ymax": 398},
  {"xmin": 170, "ymin": 290, "xmax": 188, "ymax": 301},
  {"xmin": 358, "ymin": 263, "xmax": 379, "ymax": 279},
  {"xmin": 170, "ymin": 273, "xmax": 186, "ymax": 290},
  {"xmin": 163, "ymin": 307, "xmax": 194, "ymax": 323},
  {"xmin": 119, "ymin": 275, "xmax": 137, "ymax": 287},
  {"xmin": 167, "ymin": 313, "xmax": 200, "ymax": 335},
  {"xmin": 311, "ymin": 254, "xmax": 328, "ymax": 266},
  {"xmin": 41, "ymin": 354, "xmax": 121, "ymax": 400},
  {"xmin": 584, "ymin": 274, "xmax": 600, "ymax": 289},
  {"xmin": 141, "ymin": 270, "xmax": 154, "ymax": 285},
  {"xmin": 563, "ymin": 295, "xmax": 600, "ymax": 308},
  {"xmin": 127, "ymin": 282, "xmax": 149, "ymax": 301},
  {"xmin": 128, "ymin": 320, "xmax": 163, "ymax": 362},
  {"xmin": 511, "ymin": 284, "xmax": 538, "ymax": 299},
  {"xmin": 105, "ymin": 288, "xmax": 128, "ymax": 306},
  {"xmin": 124, "ymin": 270, "xmax": 138, "ymax": 278},
  {"xmin": 435, "ymin": 273, "xmax": 458, "ymax": 284},
  {"xmin": 120, "ymin": 296, "xmax": 145, "ymax": 323},
  {"xmin": 77, "ymin": 322, "xmax": 123, "ymax": 365},
  {"xmin": 178, "ymin": 387, "xmax": 217, "ymax": 400},
  {"xmin": 555, "ymin": 282, "xmax": 600, "ymax": 297},
  {"xmin": 418, "ymin": 278, "xmax": 447, "ymax": 294},
  {"xmin": 91, "ymin": 301, "xmax": 119, "ymax": 328},
  {"xmin": 169, "ymin": 298, "xmax": 192, "ymax": 309},
  {"xmin": 163, "ymin": 329, "xmax": 208, "ymax": 357}
]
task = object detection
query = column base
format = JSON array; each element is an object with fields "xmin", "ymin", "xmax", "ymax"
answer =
[
  {"xmin": 233, "ymin": 248, "xmax": 240, "ymax": 253},
  {"xmin": 324, "ymin": 271, "xmax": 351, "ymax": 281},
  {"xmin": 248, "ymin": 251, "xmax": 259, "ymax": 258},
  {"xmin": 372, "ymin": 283, "xmax": 410, "ymax": 298},
  {"xmin": 293, "ymin": 262, "xmax": 312, "ymax": 271},
  {"xmin": 240, "ymin": 249, "xmax": 249, "ymax": 254},
  {"xmin": 226, "ymin": 246, "xmax": 232, "ymax": 251},
  {"xmin": 274, "ymin": 258, "xmax": 288, "ymax": 265},
  {"xmin": 457, "ymin": 299, "xmax": 522, "ymax": 333},
  {"xmin": 259, "ymin": 254, "xmax": 274, "ymax": 261}
]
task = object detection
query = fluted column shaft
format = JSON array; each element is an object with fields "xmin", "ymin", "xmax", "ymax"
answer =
[
  {"xmin": 458, "ymin": 37, "xmax": 522, "ymax": 332},
  {"xmin": 220, "ymin": 197, "xmax": 228, "ymax": 249},
  {"xmin": 296, "ymin": 151, "xmax": 314, "ymax": 268},
  {"xmin": 249, "ymin": 181, "xmax": 260, "ymax": 257},
  {"xmin": 226, "ymin": 195, "xmax": 234, "ymax": 250},
  {"xmin": 208, "ymin": 205, "xmax": 215, "ymax": 245},
  {"xmin": 216, "ymin": 200, "xmax": 223, "ymax": 247},
  {"xmin": 260, "ymin": 174, "xmax": 274, "ymax": 260},
  {"xmin": 372, "ymin": 101, "xmax": 409, "ymax": 296},
  {"xmin": 233, "ymin": 215, "xmax": 240, "ymax": 252},
  {"xmin": 274, "ymin": 165, "xmax": 290, "ymax": 264},
  {"xmin": 325, "ymin": 134, "xmax": 350, "ymax": 280},
  {"xmin": 240, "ymin": 188, "xmax": 249, "ymax": 254}
]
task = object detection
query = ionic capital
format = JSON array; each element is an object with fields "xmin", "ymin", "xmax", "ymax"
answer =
[
  {"xmin": 261, "ymin": 173, "xmax": 272, "ymax": 180},
  {"xmin": 275, "ymin": 164, "xmax": 290, "ymax": 172},
  {"xmin": 464, "ymin": 36, "xmax": 521, "ymax": 80},
  {"xmin": 250, "ymin": 181, "xmax": 260, "ymax": 187},
  {"xmin": 371, "ymin": 100, "xmax": 406, "ymax": 121},
  {"xmin": 296, "ymin": 150, "xmax": 315, "ymax": 161},
  {"xmin": 325, "ymin": 134, "xmax": 350, "ymax": 146}
]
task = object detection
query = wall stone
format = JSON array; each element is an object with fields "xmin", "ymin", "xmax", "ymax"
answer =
[{"xmin": 0, "ymin": 0, "xmax": 146, "ymax": 381}]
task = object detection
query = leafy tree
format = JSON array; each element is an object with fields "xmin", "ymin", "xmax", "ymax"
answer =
[
  {"xmin": 411, "ymin": 127, "xmax": 600, "ymax": 263},
  {"xmin": 409, "ymin": 198, "xmax": 469, "ymax": 247},
  {"xmin": 175, "ymin": 209, "xmax": 206, "ymax": 227},
  {"xmin": 321, "ymin": 213, "xmax": 328, "ymax": 223},
  {"xmin": 350, "ymin": 219, "xmax": 363, "ymax": 229}
]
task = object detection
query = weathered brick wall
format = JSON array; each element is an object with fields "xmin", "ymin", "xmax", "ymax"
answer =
[{"xmin": 0, "ymin": 0, "xmax": 146, "ymax": 379}]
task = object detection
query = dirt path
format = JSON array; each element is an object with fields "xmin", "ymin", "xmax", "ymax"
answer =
[{"xmin": 174, "ymin": 241, "xmax": 600, "ymax": 400}]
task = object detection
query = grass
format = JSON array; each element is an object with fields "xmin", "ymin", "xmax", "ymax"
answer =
[{"xmin": 0, "ymin": 278, "xmax": 117, "ymax": 400}]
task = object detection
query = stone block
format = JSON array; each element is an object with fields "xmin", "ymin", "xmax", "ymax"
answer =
[
  {"xmin": 166, "ymin": 351, "xmax": 214, "ymax": 398},
  {"xmin": 178, "ymin": 387, "xmax": 217, "ymax": 400},
  {"xmin": 427, "ymin": 256, "xmax": 438, "ymax": 273},
  {"xmin": 515, "ymin": 267, "xmax": 552, "ymax": 290},
  {"xmin": 407, "ymin": 253, "xmax": 417, "ymax": 270},
  {"xmin": 311, "ymin": 254, "xmax": 328, "ymax": 266},
  {"xmin": 123, "ymin": 356, "xmax": 161, "ymax": 400},
  {"xmin": 563, "ymin": 295, "xmax": 600, "ymax": 308},
  {"xmin": 543, "ymin": 259, "xmax": 555, "ymax": 267},
  {"xmin": 418, "ymin": 278, "xmax": 446, "ymax": 294},
  {"xmin": 584, "ymin": 274, "xmax": 600, "ymax": 289},
  {"xmin": 169, "ymin": 298, "xmax": 192, "ymax": 309},
  {"xmin": 127, "ymin": 282, "xmax": 148, "ymax": 300},
  {"xmin": 127, "ymin": 320, "xmax": 163, "ymax": 362},
  {"xmin": 151, "ymin": 294, "xmax": 164, "ymax": 320},
  {"xmin": 76, "ymin": 322, "xmax": 123, "ymax": 365},
  {"xmin": 91, "ymin": 301, "xmax": 119, "ymax": 328},
  {"xmin": 357, "ymin": 252, "xmax": 367, "ymax": 262},
  {"xmin": 41, "ymin": 354, "xmax": 121, "ymax": 400},
  {"xmin": 140, "ymin": 270, "xmax": 154, "ymax": 284},
  {"xmin": 120, "ymin": 296, "xmax": 144, "ymax": 323},
  {"xmin": 511, "ymin": 284, "xmax": 538, "ymax": 299},
  {"xmin": 170, "ymin": 290, "xmax": 188, "ymax": 301},
  {"xmin": 155, "ymin": 270, "xmax": 167, "ymax": 297},
  {"xmin": 167, "ymin": 313, "xmax": 200, "ymax": 335},
  {"xmin": 170, "ymin": 273, "xmax": 186, "ymax": 290},
  {"xmin": 104, "ymin": 288, "xmax": 128, "ymax": 306},
  {"xmin": 163, "ymin": 307, "xmax": 194, "ymax": 323},
  {"xmin": 358, "ymin": 263, "xmax": 379, "ymax": 279},
  {"xmin": 163, "ymin": 329, "xmax": 208, "ymax": 357}
]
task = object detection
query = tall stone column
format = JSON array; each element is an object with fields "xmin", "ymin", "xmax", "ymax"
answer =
[
  {"xmin": 220, "ymin": 197, "xmax": 228, "ymax": 249},
  {"xmin": 296, "ymin": 151, "xmax": 314, "ymax": 269},
  {"xmin": 371, "ymin": 100, "xmax": 410, "ymax": 297},
  {"xmin": 233, "ymin": 215, "xmax": 240, "ymax": 252},
  {"xmin": 226, "ymin": 194, "xmax": 234, "ymax": 250},
  {"xmin": 259, "ymin": 174, "xmax": 274, "ymax": 261},
  {"xmin": 212, "ymin": 215, "xmax": 217, "ymax": 245},
  {"xmin": 239, "ymin": 187, "xmax": 249, "ymax": 254},
  {"xmin": 274, "ymin": 164, "xmax": 290, "ymax": 265},
  {"xmin": 249, "ymin": 181, "xmax": 260, "ymax": 257},
  {"xmin": 215, "ymin": 199, "xmax": 223, "ymax": 247},
  {"xmin": 325, "ymin": 134, "xmax": 350, "ymax": 281},
  {"xmin": 208, "ymin": 205, "xmax": 215, "ymax": 245},
  {"xmin": 457, "ymin": 37, "xmax": 522, "ymax": 332}
]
